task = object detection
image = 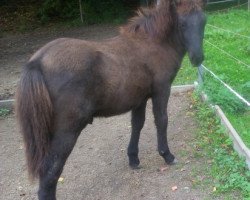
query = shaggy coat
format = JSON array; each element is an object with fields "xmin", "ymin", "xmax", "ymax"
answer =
[{"xmin": 16, "ymin": 0, "xmax": 206, "ymax": 199}]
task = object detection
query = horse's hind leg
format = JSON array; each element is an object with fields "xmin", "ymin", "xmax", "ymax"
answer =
[
  {"xmin": 127, "ymin": 100, "xmax": 147, "ymax": 168},
  {"xmin": 38, "ymin": 106, "xmax": 91, "ymax": 200}
]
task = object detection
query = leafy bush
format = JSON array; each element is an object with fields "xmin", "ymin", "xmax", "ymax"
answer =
[
  {"xmin": 38, "ymin": 0, "xmax": 130, "ymax": 24},
  {"xmin": 38, "ymin": 0, "xmax": 79, "ymax": 22}
]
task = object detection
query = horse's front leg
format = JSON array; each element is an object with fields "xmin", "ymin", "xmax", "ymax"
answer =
[
  {"xmin": 152, "ymin": 87, "xmax": 175, "ymax": 164},
  {"xmin": 127, "ymin": 100, "xmax": 147, "ymax": 169}
]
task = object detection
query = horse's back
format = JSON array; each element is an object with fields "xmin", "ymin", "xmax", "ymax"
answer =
[{"xmin": 30, "ymin": 38, "xmax": 101, "ymax": 72}]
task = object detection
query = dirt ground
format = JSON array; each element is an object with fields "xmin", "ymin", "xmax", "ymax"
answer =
[
  {"xmin": 1, "ymin": 93, "xmax": 219, "ymax": 200},
  {"xmin": 0, "ymin": 25, "xmax": 221, "ymax": 200},
  {"xmin": 0, "ymin": 25, "xmax": 118, "ymax": 100}
]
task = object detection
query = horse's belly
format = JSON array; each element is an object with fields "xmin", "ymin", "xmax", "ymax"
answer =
[{"xmin": 95, "ymin": 88, "xmax": 150, "ymax": 117}]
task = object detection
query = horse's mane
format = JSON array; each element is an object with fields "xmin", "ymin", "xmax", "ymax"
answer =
[
  {"xmin": 120, "ymin": 0, "xmax": 172, "ymax": 40},
  {"xmin": 120, "ymin": 0, "xmax": 204, "ymax": 41}
]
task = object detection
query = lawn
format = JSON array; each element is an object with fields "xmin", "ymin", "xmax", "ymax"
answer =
[{"xmin": 174, "ymin": 8, "xmax": 250, "ymax": 148}]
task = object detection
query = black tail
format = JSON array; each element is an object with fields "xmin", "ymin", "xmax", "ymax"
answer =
[{"xmin": 16, "ymin": 61, "xmax": 53, "ymax": 179}]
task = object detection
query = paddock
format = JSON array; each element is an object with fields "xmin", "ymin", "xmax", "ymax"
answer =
[{"xmin": 0, "ymin": 24, "xmax": 224, "ymax": 200}]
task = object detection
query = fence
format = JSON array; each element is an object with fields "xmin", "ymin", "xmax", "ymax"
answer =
[
  {"xmin": 197, "ymin": 21, "xmax": 250, "ymax": 107},
  {"xmin": 195, "ymin": 5, "xmax": 250, "ymax": 167},
  {"xmin": 208, "ymin": 0, "xmax": 237, "ymax": 4},
  {"xmin": 197, "ymin": 65, "xmax": 250, "ymax": 107}
]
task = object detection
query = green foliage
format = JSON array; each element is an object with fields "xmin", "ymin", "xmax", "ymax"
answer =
[
  {"xmin": 202, "ymin": 75, "xmax": 247, "ymax": 113},
  {"xmin": 226, "ymin": 111, "xmax": 250, "ymax": 148},
  {"xmin": 38, "ymin": 0, "xmax": 79, "ymax": 23},
  {"xmin": 37, "ymin": 0, "xmax": 130, "ymax": 24},
  {"xmin": 82, "ymin": 0, "xmax": 129, "ymax": 24},
  {"xmin": 0, "ymin": 0, "xmax": 133, "ymax": 32},
  {"xmin": 191, "ymin": 93, "xmax": 250, "ymax": 198},
  {"xmin": 0, "ymin": 109, "xmax": 10, "ymax": 117}
]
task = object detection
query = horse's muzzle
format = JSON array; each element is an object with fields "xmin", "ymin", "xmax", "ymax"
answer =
[{"xmin": 189, "ymin": 52, "xmax": 204, "ymax": 67}]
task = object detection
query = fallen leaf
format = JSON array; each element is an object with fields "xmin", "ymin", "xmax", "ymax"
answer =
[
  {"xmin": 185, "ymin": 160, "xmax": 190, "ymax": 164},
  {"xmin": 160, "ymin": 166, "xmax": 168, "ymax": 172},
  {"xmin": 172, "ymin": 186, "xmax": 178, "ymax": 191}
]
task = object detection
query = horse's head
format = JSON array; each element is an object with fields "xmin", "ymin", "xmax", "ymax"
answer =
[{"xmin": 175, "ymin": 0, "xmax": 206, "ymax": 66}]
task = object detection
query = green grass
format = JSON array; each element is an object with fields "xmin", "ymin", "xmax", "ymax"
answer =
[
  {"xmin": 173, "ymin": 56, "xmax": 197, "ymax": 85},
  {"xmin": 204, "ymin": 10, "xmax": 250, "ymax": 98},
  {"xmin": 175, "ymin": 8, "xmax": 250, "ymax": 148},
  {"xmin": 227, "ymin": 110, "xmax": 250, "ymax": 148},
  {"xmin": 203, "ymin": 9, "xmax": 250, "ymax": 148},
  {"xmin": 191, "ymin": 93, "xmax": 250, "ymax": 199}
]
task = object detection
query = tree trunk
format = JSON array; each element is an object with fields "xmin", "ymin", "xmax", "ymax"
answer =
[{"xmin": 79, "ymin": 0, "xmax": 83, "ymax": 23}]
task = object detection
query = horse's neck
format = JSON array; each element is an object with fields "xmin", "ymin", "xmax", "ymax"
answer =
[
  {"xmin": 156, "ymin": 9, "xmax": 186, "ymax": 63},
  {"xmin": 164, "ymin": 30, "xmax": 186, "ymax": 66}
]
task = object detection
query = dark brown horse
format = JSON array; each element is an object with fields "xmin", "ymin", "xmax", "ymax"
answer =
[{"xmin": 16, "ymin": 0, "xmax": 206, "ymax": 199}]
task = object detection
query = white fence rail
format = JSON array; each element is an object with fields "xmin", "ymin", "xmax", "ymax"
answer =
[
  {"xmin": 207, "ymin": 0, "xmax": 237, "ymax": 5},
  {"xmin": 198, "ymin": 65, "xmax": 250, "ymax": 106}
]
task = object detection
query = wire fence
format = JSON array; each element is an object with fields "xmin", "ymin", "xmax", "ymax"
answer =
[
  {"xmin": 198, "ymin": 65, "xmax": 250, "ymax": 107},
  {"xmin": 206, "ymin": 24, "xmax": 250, "ymax": 39},
  {"xmin": 204, "ymin": 40, "xmax": 250, "ymax": 68},
  {"xmin": 206, "ymin": 1, "xmax": 248, "ymax": 13},
  {"xmin": 197, "ymin": 3, "xmax": 250, "ymax": 108}
]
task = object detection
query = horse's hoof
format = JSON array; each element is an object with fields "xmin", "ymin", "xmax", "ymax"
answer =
[
  {"xmin": 162, "ymin": 153, "xmax": 176, "ymax": 165},
  {"xmin": 129, "ymin": 156, "xmax": 140, "ymax": 169},
  {"xmin": 129, "ymin": 164, "xmax": 141, "ymax": 170},
  {"xmin": 168, "ymin": 158, "xmax": 178, "ymax": 165}
]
